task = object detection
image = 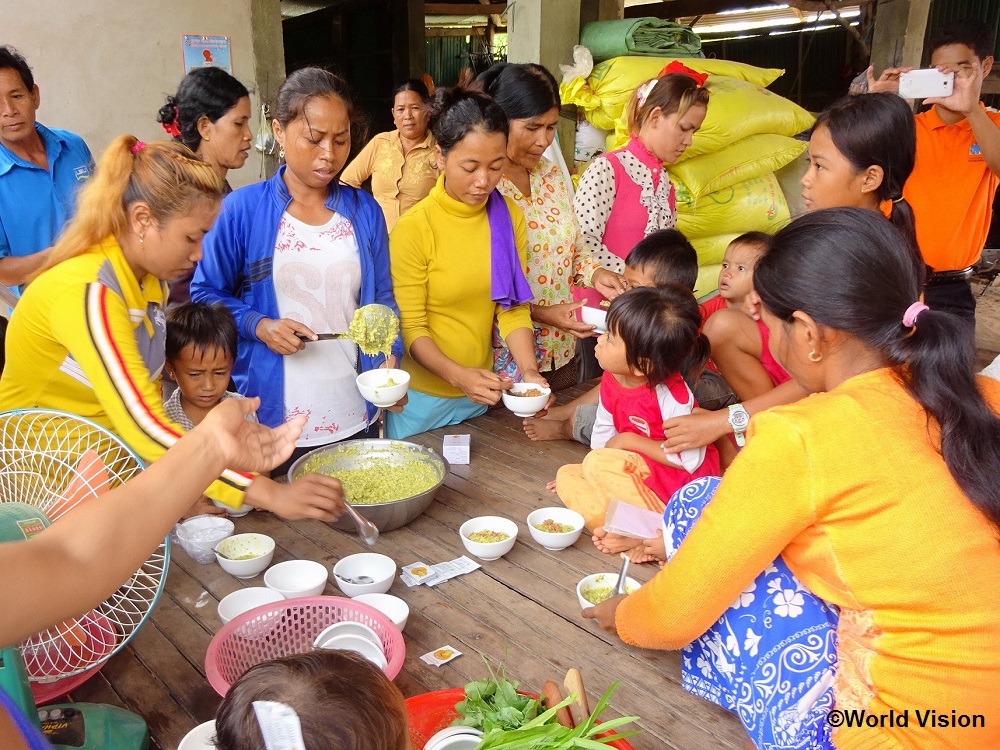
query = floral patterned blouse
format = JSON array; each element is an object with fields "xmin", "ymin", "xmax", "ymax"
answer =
[{"xmin": 495, "ymin": 158, "xmax": 602, "ymax": 373}]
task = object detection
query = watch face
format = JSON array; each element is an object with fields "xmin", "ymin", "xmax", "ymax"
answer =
[{"xmin": 730, "ymin": 408, "xmax": 750, "ymax": 431}]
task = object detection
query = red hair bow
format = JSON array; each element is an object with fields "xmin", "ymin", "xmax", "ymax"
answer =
[
  {"xmin": 658, "ymin": 61, "xmax": 708, "ymax": 87},
  {"xmin": 161, "ymin": 104, "xmax": 182, "ymax": 138}
]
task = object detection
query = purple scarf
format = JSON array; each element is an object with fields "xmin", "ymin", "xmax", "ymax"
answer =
[{"xmin": 486, "ymin": 190, "xmax": 533, "ymax": 309}]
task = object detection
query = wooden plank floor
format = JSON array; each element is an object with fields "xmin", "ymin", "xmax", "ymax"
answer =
[{"xmin": 67, "ymin": 385, "xmax": 744, "ymax": 750}]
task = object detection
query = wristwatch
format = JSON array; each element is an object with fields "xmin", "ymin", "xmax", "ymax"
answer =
[{"xmin": 728, "ymin": 404, "xmax": 750, "ymax": 447}]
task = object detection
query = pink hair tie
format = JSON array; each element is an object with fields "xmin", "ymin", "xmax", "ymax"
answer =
[
  {"xmin": 902, "ymin": 301, "xmax": 929, "ymax": 327},
  {"xmin": 129, "ymin": 140, "xmax": 147, "ymax": 155}
]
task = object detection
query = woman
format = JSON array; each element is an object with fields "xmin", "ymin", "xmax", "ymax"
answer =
[
  {"xmin": 588, "ymin": 208, "xmax": 1000, "ymax": 749},
  {"xmin": 192, "ymin": 68, "xmax": 403, "ymax": 470},
  {"xmin": 157, "ymin": 67, "xmax": 253, "ymax": 307},
  {"xmin": 386, "ymin": 86, "xmax": 547, "ymax": 439},
  {"xmin": 0, "ymin": 136, "xmax": 344, "ymax": 521},
  {"xmin": 662, "ymin": 93, "xmax": 919, "ymax": 454},
  {"xmin": 478, "ymin": 62, "xmax": 626, "ymax": 390},
  {"xmin": 340, "ymin": 79, "xmax": 438, "ymax": 231}
]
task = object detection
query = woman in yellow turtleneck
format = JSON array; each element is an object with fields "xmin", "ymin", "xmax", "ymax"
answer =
[{"xmin": 387, "ymin": 87, "xmax": 549, "ymax": 439}]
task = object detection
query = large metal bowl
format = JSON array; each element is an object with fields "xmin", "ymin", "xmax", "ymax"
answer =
[{"xmin": 288, "ymin": 439, "xmax": 449, "ymax": 533}]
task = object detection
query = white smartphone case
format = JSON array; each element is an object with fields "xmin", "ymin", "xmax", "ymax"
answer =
[{"xmin": 898, "ymin": 69, "xmax": 955, "ymax": 99}]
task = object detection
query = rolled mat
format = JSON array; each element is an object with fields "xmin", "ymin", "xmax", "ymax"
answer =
[{"xmin": 581, "ymin": 17, "xmax": 702, "ymax": 62}]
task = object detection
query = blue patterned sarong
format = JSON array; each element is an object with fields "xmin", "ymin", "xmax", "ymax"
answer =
[{"xmin": 665, "ymin": 477, "xmax": 838, "ymax": 750}]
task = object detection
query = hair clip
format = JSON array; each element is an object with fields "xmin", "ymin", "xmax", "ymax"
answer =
[
  {"xmin": 635, "ymin": 79, "xmax": 658, "ymax": 108},
  {"xmin": 129, "ymin": 140, "xmax": 147, "ymax": 155},
  {"xmin": 252, "ymin": 701, "xmax": 306, "ymax": 750},
  {"xmin": 902, "ymin": 301, "xmax": 929, "ymax": 327}
]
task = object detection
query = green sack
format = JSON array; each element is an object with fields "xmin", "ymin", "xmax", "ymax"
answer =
[{"xmin": 581, "ymin": 17, "xmax": 702, "ymax": 62}]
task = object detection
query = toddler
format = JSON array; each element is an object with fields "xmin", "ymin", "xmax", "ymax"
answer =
[
  {"xmin": 554, "ymin": 286, "xmax": 720, "ymax": 538},
  {"xmin": 214, "ymin": 650, "xmax": 409, "ymax": 750},
  {"xmin": 164, "ymin": 302, "xmax": 253, "ymax": 430}
]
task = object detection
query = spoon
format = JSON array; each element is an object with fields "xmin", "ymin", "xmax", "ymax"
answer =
[
  {"xmin": 612, "ymin": 554, "xmax": 631, "ymax": 597},
  {"xmin": 335, "ymin": 572, "xmax": 375, "ymax": 585},
  {"xmin": 342, "ymin": 502, "xmax": 379, "ymax": 546}
]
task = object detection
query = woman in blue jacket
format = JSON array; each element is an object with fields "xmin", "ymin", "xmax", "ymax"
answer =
[{"xmin": 193, "ymin": 68, "xmax": 403, "ymax": 470}]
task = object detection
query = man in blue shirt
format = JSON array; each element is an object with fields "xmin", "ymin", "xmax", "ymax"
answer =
[{"xmin": 0, "ymin": 45, "xmax": 92, "ymax": 295}]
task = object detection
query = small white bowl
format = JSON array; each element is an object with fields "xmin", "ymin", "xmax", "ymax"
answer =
[
  {"xmin": 314, "ymin": 633, "xmax": 388, "ymax": 670},
  {"xmin": 175, "ymin": 515, "xmax": 235, "ymax": 564},
  {"xmin": 526, "ymin": 507, "xmax": 585, "ymax": 551},
  {"xmin": 354, "ymin": 593, "xmax": 410, "ymax": 631},
  {"xmin": 501, "ymin": 382, "xmax": 552, "ymax": 418},
  {"xmin": 264, "ymin": 559, "xmax": 328, "ymax": 598},
  {"xmin": 332, "ymin": 553, "xmax": 396, "ymax": 596},
  {"xmin": 580, "ymin": 305, "xmax": 608, "ymax": 334},
  {"xmin": 217, "ymin": 587, "xmax": 285, "ymax": 624},
  {"xmin": 212, "ymin": 499, "xmax": 252, "ymax": 517},
  {"xmin": 577, "ymin": 573, "xmax": 640, "ymax": 610},
  {"xmin": 425, "ymin": 727, "xmax": 483, "ymax": 750},
  {"xmin": 356, "ymin": 369, "xmax": 410, "ymax": 408},
  {"xmin": 177, "ymin": 720, "xmax": 216, "ymax": 750},
  {"xmin": 312, "ymin": 620, "xmax": 382, "ymax": 648},
  {"xmin": 459, "ymin": 516, "xmax": 518, "ymax": 561},
  {"xmin": 214, "ymin": 533, "xmax": 275, "ymax": 578}
]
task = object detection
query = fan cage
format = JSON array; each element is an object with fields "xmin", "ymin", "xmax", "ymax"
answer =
[{"xmin": 0, "ymin": 409, "xmax": 168, "ymax": 682}]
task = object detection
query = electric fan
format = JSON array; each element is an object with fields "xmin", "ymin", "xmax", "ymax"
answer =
[{"xmin": 0, "ymin": 409, "xmax": 168, "ymax": 750}]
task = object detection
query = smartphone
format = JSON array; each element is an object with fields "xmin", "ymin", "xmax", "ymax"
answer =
[{"xmin": 898, "ymin": 68, "xmax": 955, "ymax": 98}]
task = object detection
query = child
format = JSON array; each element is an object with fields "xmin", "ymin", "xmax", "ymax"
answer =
[
  {"xmin": 704, "ymin": 231, "xmax": 771, "ymax": 318},
  {"xmin": 553, "ymin": 286, "xmax": 720, "ymax": 537},
  {"xmin": 213, "ymin": 651, "xmax": 409, "ymax": 750},
  {"xmin": 525, "ymin": 229, "xmax": 702, "ymax": 443},
  {"xmin": 163, "ymin": 302, "xmax": 254, "ymax": 430}
]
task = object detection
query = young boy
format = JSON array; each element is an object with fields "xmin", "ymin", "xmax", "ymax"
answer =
[
  {"xmin": 705, "ymin": 231, "xmax": 771, "ymax": 319},
  {"xmin": 164, "ymin": 302, "xmax": 254, "ymax": 430}
]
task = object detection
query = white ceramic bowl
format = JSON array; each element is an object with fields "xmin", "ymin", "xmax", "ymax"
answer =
[
  {"xmin": 263, "ymin": 559, "xmax": 328, "ymax": 598},
  {"xmin": 177, "ymin": 720, "xmax": 216, "ymax": 750},
  {"xmin": 217, "ymin": 587, "xmax": 285, "ymax": 624},
  {"xmin": 214, "ymin": 533, "xmax": 275, "ymax": 578},
  {"xmin": 313, "ymin": 633, "xmax": 388, "ymax": 670},
  {"xmin": 356, "ymin": 369, "xmax": 410, "ymax": 408},
  {"xmin": 577, "ymin": 573, "xmax": 640, "ymax": 610},
  {"xmin": 332, "ymin": 553, "xmax": 396, "ymax": 596},
  {"xmin": 459, "ymin": 516, "xmax": 518, "ymax": 561},
  {"xmin": 580, "ymin": 305, "xmax": 608, "ymax": 334},
  {"xmin": 526, "ymin": 507, "xmax": 586, "ymax": 551},
  {"xmin": 175, "ymin": 515, "xmax": 235, "ymax": 564},
  {"xmin": 501, "ymin": 382, "xmax": 552, "ymax": 418},
  {"xmin": 353, "ymin": 593, "xmax": 410, "ymax": 631},
  {"xmin": 212, "ymin": 499, "xmax": 252, "ymax": 517},
  {"xmin": 425, "ymin": 727, "xmax": 483, "ymax": 750},
  {"xmin": 312, "ymin": 620, "xmax": 381, "ymax": 648}
]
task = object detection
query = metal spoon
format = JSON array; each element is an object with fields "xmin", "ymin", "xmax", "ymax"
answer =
[
  {"xmin": 335, "ymin": 572, "xmax": 375, "ymax": 585},
  {"xmin": 342, "ymin": 502, "xmax": 379, "ymax": 546},
  {"xmin": 612, "ymin": 554, "xmax": 631, "ymax": 596}
]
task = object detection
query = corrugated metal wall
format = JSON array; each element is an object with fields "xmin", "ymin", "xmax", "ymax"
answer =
[
  {"xmin": 426, "ymin": 35, "xmax": 473, "ymax": 88},
  {"xmin": 923, "ymin": 0, "xmax": 1000, "ymax": 108}
]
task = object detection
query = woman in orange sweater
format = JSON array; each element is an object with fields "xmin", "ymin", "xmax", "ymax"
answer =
[{"xmin": 586, "ymin": 208, "xmax": 1000, "ymax": 749}]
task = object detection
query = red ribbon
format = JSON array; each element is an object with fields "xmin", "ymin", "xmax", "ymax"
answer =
[
  {"xmin": 161, "ymin": 104, "xmax": 182, "ymax": 138},
  {"xmin": 658, "ymin": 61, "xmax": 709, "ymax": 87}
]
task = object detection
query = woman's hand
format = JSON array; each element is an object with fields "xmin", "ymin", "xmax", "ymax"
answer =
[
  {"xmin": 452, "ymin": 367, "xmax": 510, "ymax": 405},
  {"xmin": 200, "ymin": 398, "xmax": 305, "ymax": 473},
  {"xmin": 247, "ymin": 474, "xmax": 346, "ymax": 521},
  {"xmin": 520, "ymin": 370, "xmax": 550, "ymax": 390},
  {"xmin": 592, "ymin": 268, "xmax": 627, "ymax": 300},
  {"xmin": 531, "ymin": 301, "xmax": 596, "ymax": 339},
  {"xmin": 661, "ymin": 408, "xmax": 728, "ymax": 453},
  {"xmin": 582, "ymin": 593, "xmax": 626, "ymax": 634},
  {"xmin": 255, "ymin": 317, "xmax": 314, "ymax": 355}
]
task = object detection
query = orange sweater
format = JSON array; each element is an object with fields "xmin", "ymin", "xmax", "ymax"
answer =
[{"xmin": 617, "ymin": 368, "xmax": 1000, "ymax": 749}]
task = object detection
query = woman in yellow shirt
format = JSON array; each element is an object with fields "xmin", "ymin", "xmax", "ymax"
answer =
[
  {"xmin": 0, "ymin": 136, "xmax": 345, "ymax": 521},
  {"xmin": 387, "ymin": 86, "xmax": 547, "ymax": 439},
  {"xmin": 587, "ymin": 208, "xmax": 1000, "ymax": 749},
  {"xmin": 341, "ymin": 79, "xmax": 438, "ymax": 231}
]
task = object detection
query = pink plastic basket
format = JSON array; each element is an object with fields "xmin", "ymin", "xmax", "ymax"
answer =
[{"xmin": 204, "ymin": 595, "xmax": 405, "ymax": 696}]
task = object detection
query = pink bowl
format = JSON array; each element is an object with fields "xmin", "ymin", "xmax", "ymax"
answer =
[{"xmin": 204, "ymin": 595, "xmax": 404, "ymax": 696}]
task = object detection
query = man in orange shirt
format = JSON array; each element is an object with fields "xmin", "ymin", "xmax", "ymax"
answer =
[{"xmin": 871, "ymin": 19, "xmax": 1000, "ymax": 322}]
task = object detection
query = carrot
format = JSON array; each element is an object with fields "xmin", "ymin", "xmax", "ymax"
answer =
[{"xmin": 542, "ymin": 680, "xmax": 574, "ymax": 728}]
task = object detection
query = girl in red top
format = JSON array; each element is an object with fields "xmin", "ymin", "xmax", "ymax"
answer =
[{"xmin": 554, "ymin": 286, "xmax": 720, "ymax": 535}]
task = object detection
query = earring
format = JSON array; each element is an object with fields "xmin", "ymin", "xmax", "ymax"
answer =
[
  {"xmin": 278, "ymin": 147, "xmax": 285, "ymax": 159},
  {"xmin": 808, "ymin": 350, "xmax": 822, "ymax": 362},
  {"xmin": 138, "ymin": 233, "xmax": 145, "ymax": 247}
]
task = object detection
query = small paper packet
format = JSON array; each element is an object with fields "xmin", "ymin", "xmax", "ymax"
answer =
[
  {"xmin": 603, "ymin": 498, "xmax": 663, "ymax": 539},
  {"xmin": 425, "ymin": 556, "xmax": 480, "ymax": 587},
  {"xmin": 401, "ymin": 562, "xmax": 440, "ymax": 587},
  {"xmin": 421, "ymin": 645, "xmax": 462, "ymax": 667}
]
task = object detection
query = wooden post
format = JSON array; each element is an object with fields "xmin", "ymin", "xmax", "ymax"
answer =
[{"xmin": 868, "ymin": 0, "xmax": 932, "ymax": 73}]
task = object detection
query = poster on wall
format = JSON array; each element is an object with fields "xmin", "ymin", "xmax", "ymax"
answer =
[{"xmin": 181, "ymin": 35, "xmax": 233, "ymax": 74}]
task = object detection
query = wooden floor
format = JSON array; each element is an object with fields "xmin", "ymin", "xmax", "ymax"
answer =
[{"xmin": 68, "ymin": 385, "xmax": 744, "ymax": 750}]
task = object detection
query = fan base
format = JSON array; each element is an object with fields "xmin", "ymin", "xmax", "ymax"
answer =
[{"xmin": 40, "ymin": 703, "xmax": 148, "ymax": 750}]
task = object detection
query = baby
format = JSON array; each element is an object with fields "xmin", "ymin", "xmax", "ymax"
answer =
[{"xmin": 164, "ymin": 302, "xmax": 253, "ymax": 430}]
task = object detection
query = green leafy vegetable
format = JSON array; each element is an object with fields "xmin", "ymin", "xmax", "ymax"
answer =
[{"xmin": 452, "ymin": 661, "xmax": 543, "ymax": 733}]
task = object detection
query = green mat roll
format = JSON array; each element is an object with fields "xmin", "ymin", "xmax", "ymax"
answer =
[{"xmin": 581, "ymin": 17, "xmax": 702, "ymax": 62}]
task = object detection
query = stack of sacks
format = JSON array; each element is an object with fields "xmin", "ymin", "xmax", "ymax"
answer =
[{"xmin": 562, "ymin": 55, "xmax": 814, "ymax": 296}]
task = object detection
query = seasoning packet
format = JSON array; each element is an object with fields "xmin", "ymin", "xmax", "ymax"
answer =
[
  {"xmin": 420, "ymin": 645, "xmax": 462, "ymax": 667},
  {"xmin": 425, "ymin": 556, "xmax": 480, "ymax": 586},
  {"xmin": 401, "ymin": 562, "xmax": 440, "ymax": 587}
]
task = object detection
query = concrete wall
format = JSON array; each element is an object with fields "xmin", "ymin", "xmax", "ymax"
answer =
[{"xmin": 1, "ymin": 0, "xmax": 285, "ymax": 188}]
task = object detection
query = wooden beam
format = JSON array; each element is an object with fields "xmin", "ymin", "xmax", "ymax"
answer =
[
  {"xmin": 425, "ymin": 2, "xmax": 506, "ymax": 14},
  {"xmin": 624, "ymin": 0, "xmax": 752, "ymax": 19}
]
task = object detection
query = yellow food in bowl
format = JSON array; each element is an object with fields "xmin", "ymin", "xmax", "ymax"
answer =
[
  {"xmin": 467, "ymin": 530, "xmax": 511, "ymax": 544},
  {"xmin": 534, "ymin": 519, "xmax": 575, "ymax": 534}
]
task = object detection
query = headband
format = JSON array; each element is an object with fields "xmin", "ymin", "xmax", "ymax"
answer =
[{"xmin": 902, "ymin": 301, "xmax": 929, "ymax": 328}]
